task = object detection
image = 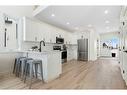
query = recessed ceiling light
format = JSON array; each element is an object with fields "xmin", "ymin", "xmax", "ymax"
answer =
[
  {"xmin": 104, "ymin": 10, "xmax": 108, "ymax": 14},
  {"xmin": 51, "ymin": 14, "xmax": 55, "ymax": 17},
  {"xmin": 105, "ymin": 20, "xmax": 110, "ymax": 23},
  {"xmin": 106, "ymin": 26, "xmax": 109, "ymax": 29},
  {"xmin": 66, "ymin": 22, "xmax": 70, "ymax": 25},
  {"xmin": 88, "ymin": 24, "xmax": 92, "ymax": 27}
]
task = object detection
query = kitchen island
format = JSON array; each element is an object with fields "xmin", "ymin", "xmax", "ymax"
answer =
[{"xmin": 18, "ymin": 51, "xmax": 62, "ymax": 83}]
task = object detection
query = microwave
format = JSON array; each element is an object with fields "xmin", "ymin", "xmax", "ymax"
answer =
[{"xmin": 56, "ymin": 37, "xmax": 64, "ymax": 44}]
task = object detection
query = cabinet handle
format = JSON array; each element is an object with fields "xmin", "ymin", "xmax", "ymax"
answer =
[
  {"xmin": 123, "ymin": 22, "xmax": 125, "ymax": 26},
  {"xmin": 50, "ymin": 39, "xmax": 52, "ymax": 43},
  {"xmin": 81, "ymin": 35, "xmax": 83, "ymax": 39},
  {"xmin": 35, "ymin": 37, "xmax": 37, "ymax": 41},
  {"xmin": 43, "ymin": 38, "xmax": 45, "ymax": 41},
  {"xmin": 4, "ymin": 31, "xmax": 6, "ymax": 47},
  {"xmin": 123, "ymin": 46, "xmax": 125, "ymax": 50},
  {"xmin": 16, "ymin": 24, "xmax": 18, "ymax": 39}
]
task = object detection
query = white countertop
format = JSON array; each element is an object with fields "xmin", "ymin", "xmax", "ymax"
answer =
[{"xmin": 0, "ymin": 49, "xmax": 61, "ymax": 54}]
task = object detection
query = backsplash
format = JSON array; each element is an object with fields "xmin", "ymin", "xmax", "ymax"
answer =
[{"xmin": 21, "ymin": 41, "xmax": 56, "ymax": 51}]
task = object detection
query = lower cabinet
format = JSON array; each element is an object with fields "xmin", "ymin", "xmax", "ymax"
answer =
[{"xmin": 122, "ymin": 52, "xmax": 127, "ymax": 84}]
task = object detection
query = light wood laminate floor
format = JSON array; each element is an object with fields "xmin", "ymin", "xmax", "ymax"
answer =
[{"xmin": 0, "ymin": 58, "xmax": 126, "ymax": 89}]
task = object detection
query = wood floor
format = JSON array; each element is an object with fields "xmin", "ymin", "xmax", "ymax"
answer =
[{"xmin": 0, "ymin": 58, "xmax": 126, "ymax": 89}]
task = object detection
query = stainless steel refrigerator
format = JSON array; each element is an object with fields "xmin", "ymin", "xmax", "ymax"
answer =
[{"xmin": 77, "ymin": 39, "xmax": 88, "ymax": 61}]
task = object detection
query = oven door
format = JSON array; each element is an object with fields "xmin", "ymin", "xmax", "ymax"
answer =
[{"xmin": 61, "ymin": 51, "xmax": 67, "ymax": 63}]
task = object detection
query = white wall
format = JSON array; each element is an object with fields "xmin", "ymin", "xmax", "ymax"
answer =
[
  {"xmin": 0, "ymin": 53, "xmax": 17, "ymax": 75},
  {"xmin": 89, "ymin": 30, "xmax": 99, "ymax": 61}
]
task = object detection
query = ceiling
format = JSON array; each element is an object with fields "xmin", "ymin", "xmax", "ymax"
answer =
[{"xmin": 34, "ymin": 6, "xmax": 122, "ymax": 34}]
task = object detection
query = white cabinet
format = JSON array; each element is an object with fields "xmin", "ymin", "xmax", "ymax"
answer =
[
  {"xmin": 50, "ymin": 30, "xmax": 59, "ymax": 43},
  {"xmin": 119, "ymin": 6, "xmax": 127, "ymax": 85},
  {"xmin": 64, "ymin": 32, "xmax": 77, "ymax": 45},
  {"xmin": 23, "ymin": 16, "xmax": 85, "ymax": 45},
  {"xmin": 0, "ymin": 13, "xmax": 5, "ymax": 49},
  {"xmin": 5, "ymin": 23, "xmax": 17, "ymax": 49},
  {"xmin": 70, "ymin": 34, "xmax": 77, "ymax": 44},
  {"xmin": 0, "ymin": 31, "xmax": 4, "ymax": 48},
  {"xmin": 23, "ymin": 17, "xmax": 54, "ymax": 43},
  {"xmin": 23, "ymin": 17, "xmax": 40, "ymax": 42},
  {"xmin": 64, "ymin": 32, "xmax": 70, "ymax": 44}
]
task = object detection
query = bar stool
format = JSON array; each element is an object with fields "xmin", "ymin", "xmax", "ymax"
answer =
[
  {"xmin": 24, "ymin": 59, "xmax": 43, "ymax": 89},
  {"xmin": 19, "ymin": 58, "xmax": 33, "ymax": 80},
  {"xmin": 13, "ymin": 57, "xmax": 26, "ymax": 77}
]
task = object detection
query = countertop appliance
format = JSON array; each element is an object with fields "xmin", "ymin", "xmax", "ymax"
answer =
[
  {"xmin": 77, "ymin": 39, "xmax": 88, "ymax": 61},
  {"xmin": 56, "ymin": 37, "xmax": 64, "ymax": 44},
  {"xmin": 53, "ymin": 45, "xmax": 67, "ymax": 63}
]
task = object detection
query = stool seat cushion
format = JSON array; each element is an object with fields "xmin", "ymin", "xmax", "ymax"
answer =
[{"xmin": 26, "ymin": 59, "xmax": 42, "ymax": 64}]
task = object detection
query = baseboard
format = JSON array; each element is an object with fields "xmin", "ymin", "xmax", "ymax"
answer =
[{"xmin": 0, "ymin": 71, "xmax": 12, "ymax": 77}]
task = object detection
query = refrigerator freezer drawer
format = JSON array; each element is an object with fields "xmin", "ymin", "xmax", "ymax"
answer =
[{"xmin": 78, "ymin": 52, "xmax": 88, "ymax": 61}]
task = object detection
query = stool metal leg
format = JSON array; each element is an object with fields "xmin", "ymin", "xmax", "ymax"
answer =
[
  {"xmin": 39, "ymin": 63, "xmax": 43, "ymax": 82},
  {"xmin": 29, "ymin": 63, "xmax": 33, "ymax": 89},
  {"xmin": 21, "ymin": 60, "xmax": 25, "ymax": 80},
  {"xmin": 24, "ymin": 63, "xmax": 28, "ymax": 83},
  {"xmin": 13, "ymin": 59, "xmax": 17, "ymax": 74},
  {"xmin": 15, "ymin": 58, "xmax": 19, "ymax": 77},
  {"xmin": 35, "ymin": 64, "xmax": 38, "ymax": 78},
  {"xmin": 18, "ymin": 61, "xmax": 22, "ymax": 77}
]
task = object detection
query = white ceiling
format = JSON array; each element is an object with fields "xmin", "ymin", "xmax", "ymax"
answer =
[{"xmin": 34, "ymin": 6, "xmax": 122, "ymax": 34}]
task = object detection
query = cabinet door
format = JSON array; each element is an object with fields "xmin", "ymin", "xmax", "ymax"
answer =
[
  {"xmin": 0, "ymin": 13, "xmax": 5, "ymax": 49},
  {"xmin": 39, "ymin": 24, "xmax": 50, "ymax": 43},
  {"xmin": 70, "ymin": 34, "xmax": 77, "ymax": 44},
  {"xmin": 51, "ymin": 30, "xmax": 60, "ymax": 43},
  {"xmin": 23, "ymin": 17, "xmax": 38, "ymax": 42},
  {"xmin": 44, "ymin": 26, "xmax": 51, "ymax": 43},
  {"xmin": 0, "ymin": 31, "xmax": 4, "ymax": 48},
  {"xmin": 6, "ymin": 23, "xmax": 17, "ymax": 49},
  {"xmin": 50, "ymin": 31, "xmax": 56, "ymax": 43}
]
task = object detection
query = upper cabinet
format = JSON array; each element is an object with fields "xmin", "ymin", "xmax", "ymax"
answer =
[
  {"xmin": 120, "ymin": 7, "xmax": 127, "ymax": 30},
  {"xmin": 23, "ymin": 17, "xmax": 53, "ymax": 43},
  {"xmin": 23, "ymin": 16, "xmax": 79, "ymax": 45},
  {"xmin": 120, "ymin": 7, "xmax": 127, "ymax": 50},
  {"xmin": 23, "ymin": 17, "xmax": 40, "ymax": 42}
]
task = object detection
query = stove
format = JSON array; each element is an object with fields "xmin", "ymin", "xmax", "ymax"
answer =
[{"xmin": 53, "ymin": 45, "xmax": 67, "ymax": 63}]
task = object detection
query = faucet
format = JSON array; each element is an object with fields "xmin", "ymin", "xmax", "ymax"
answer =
[{"xmin": 38, "ymin": 40, "xmax": 45, "ymax": 52}]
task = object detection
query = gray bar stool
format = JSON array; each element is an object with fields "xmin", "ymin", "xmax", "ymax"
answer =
[
  {"xmin": 19, "ymin": 58, "xmax": 33, "ymax": 80},
  {"xmin": 24, "ymin": 59, "xmax": 43, "ymax": 89},
  {"xmin": 13, "ymin": 57, "xmax": 26, "ymax": 77}
]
